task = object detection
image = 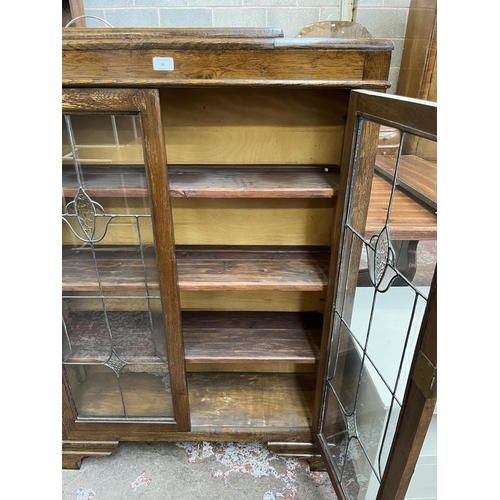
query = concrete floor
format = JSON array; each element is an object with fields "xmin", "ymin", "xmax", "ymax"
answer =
[{"xmin": 62, "ymin": 441, "xmax": 337, "ymax": 500}]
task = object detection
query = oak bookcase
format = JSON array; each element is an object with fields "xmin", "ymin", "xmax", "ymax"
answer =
[{"xmin": 62, "ymin": 25, "xmax": 394, "ymax": 469}]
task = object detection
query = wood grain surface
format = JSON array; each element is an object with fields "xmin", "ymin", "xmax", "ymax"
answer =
[
  {"xmin": 65, "ymin": 368, "xmax": 316, "ymax": 433},
  {"xmin": 64, "ymin": 310, "xmax": 322, "ymax": 365},
  {"xmin": 62, "ymin": 164, "xmax": 340, "ymax": 198},
  {"xmin": 365, "ymin": 174, "xmax": 437, "ymax": 240},
  {"xmin": 182, "ymin": 311, "xmax": 322, "ymax": 364},
  {"xmin": 159, "ymin": 88, "xmax": 348, "ymax": 166},
  {"xmin": 62, "ymin": 245, "xmax": 330, "ymax": 292},
  {"xmin": 375, "ymin": 154, "xmax": 436, "ymax": 210}
]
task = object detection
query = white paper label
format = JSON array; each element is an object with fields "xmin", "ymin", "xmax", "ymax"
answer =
[{"xmin": 153, "ymin": 57, "xmax": 174, "ymax": 71}]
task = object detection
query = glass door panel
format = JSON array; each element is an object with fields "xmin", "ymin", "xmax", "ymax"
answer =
[
  {"xmin": 62, "ymin": 106, "xmax": 177, "ymax": 422},
  {"xmin": 316, "ymin": 90, "xmax": 437, "ymax": 500}
]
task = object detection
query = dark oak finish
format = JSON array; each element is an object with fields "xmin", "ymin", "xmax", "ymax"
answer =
[
  {"xmin": 312, "ymin": 90, "xmax": 380, "ymax": 435},
  {"xmin": 62, "ymin": 165, "xmax": 340, "ymax": 199},
  {"xmin": 175, "ymin": 246, "xmax": 330, "ymax": 291},
  {"xmin": 64, "ymin": 311, "xmax": 322, "ymax": 366},
  {"xmin": 62, "ymin": 27, "xmax": 284, "ymax": 44},
  {"xmin": 396, "ymin": 0, "xmax": 437, "ymax": 101},
  {"xmin": 62, "ymin": 441, "xmax": 118, "ymax": 469},
  {"xmin": 62, "ymin": 27, "xmax": 396, "ymax": 469},
  {"xmin": 375, "ymin": 154, "xmax": 436, "ymax": 210},
  {"xmin": 150, "ymin": 165, "xmax": 339, "ymax": 198},
  {"xmin": 365, "ymin": 174, "xmax": 436, "ymax": 240},
  {"xmin": 182, "ymin": 312, "xmax": 322, "ymax": 364},
  {"xmin": 62, "ymin": 245, "xmax": 331, "ymax": 292},
  {"xmin": 268, "ymin": 442, "xmax": 326, "ymax": 471},
  {"xmin": 62, "ymin": 162, "xmax": 435, "ymax": 241},
  {"xmin": 62, "ymin": 28, "xmax": 393, "ymax": 88},
  {"xmin": 396, "ymin": 0, "xmax": 437, "ymax": 164},
  {"xmin": 355, "ymin": 91, "xmax": 436, "ymax": 139}
]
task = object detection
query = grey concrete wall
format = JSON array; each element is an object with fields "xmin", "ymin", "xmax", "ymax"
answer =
[{"xmin": 80, "ymin": 0, "xmax": 410, "ymax": 92}]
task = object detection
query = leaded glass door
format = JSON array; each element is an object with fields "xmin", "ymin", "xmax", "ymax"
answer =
[
  {"xmin": 62, "ymin": 89, "xmax": 189, "ymax": 440},
  {"xmin": 314, "ymin": 90, "xmax": 437, "ymax": 500}
]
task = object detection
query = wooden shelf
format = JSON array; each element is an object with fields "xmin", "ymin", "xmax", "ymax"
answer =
[
  {"xmin": 62, "ymin": 165, "xmax": 148, "ymax": 197},
  {"xmin": 64, "ymin": 310, "xmax": 322, "ymax": 366},
  {"xmin": 62, "ymin": 245, "xmax": 330, "ymax": 292},
  {"xmin": 176, "ymin": 246, "xmax": 329, "ymax": 291},
  {"xmin": 62, "ymin": 246, "xmax": 155, "ymax": 293},
  {"xmin": 62, "ymin": 161, "xmax": 437, "ymax": 244},
  {"xmin": 67, "ymin": 366, "xmax": 315, "ymax": 434},
  {"xmin": 63, "ymin": 310, "xmax": 165, "ymax": 364},
  {"xmin": 67, "ymin": 365, "xmax": 174, "ymax": 419},
  {"xmin": 62, "ymin": 164, "xmax": 340, "ymax": 199},
  {"xmin": 365, "ymin": 174, "xmax": 437, "ymax": 241},
  {"xmin": 188, "ymin": 372, "xmax": 315, "ymax": 433},
  {"xmin": 171, "ymin": 166, "xmax": 340, "ymax": 198},
  {"xmin": 375, "ymin": 154, "xmax": 436, "ymax": 210},
  {"xmin": 61, "ymin": 25, "xmax": 398, "ymax": 455},
  {"xmin": 183, "ymin": 311, "xmax": 321, "ymax": 364}
]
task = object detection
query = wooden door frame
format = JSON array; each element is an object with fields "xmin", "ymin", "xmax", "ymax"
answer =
[
  {"xmin": 62, "ymin": 88, "xmax": 190, "ymax": 439},
  {"xmin": 313, "ymin": 89, "xmax": 437, "ymax": 500}
]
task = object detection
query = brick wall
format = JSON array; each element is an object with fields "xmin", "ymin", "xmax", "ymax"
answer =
[{"xmin": 80, "ymin": 0, "xmax": 410, "ymax": 92}]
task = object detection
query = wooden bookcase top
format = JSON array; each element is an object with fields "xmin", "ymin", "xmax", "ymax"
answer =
[{"xmin": 62, "ymin": 27, "xmax": 394, "ymax": 88}]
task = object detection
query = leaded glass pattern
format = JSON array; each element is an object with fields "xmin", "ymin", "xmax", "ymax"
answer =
[
  {"xmin": 62, "ymin": 113, "xmax": 174, "ymax": 421},
  {"xmin": 319, "ymin": 117, "xmax": 437, "ymax": 499}
]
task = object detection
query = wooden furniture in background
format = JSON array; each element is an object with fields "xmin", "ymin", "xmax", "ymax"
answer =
[
  {"xmin": 396, "ymin": 0, "xmax": 437, "ymax": 102},
  {"xmin": 296, "ymin": 21, "xmax": 372, "ymax": 39},
  {"xmin": 397, "ymin": 0, "xmax": 437, "ymax": 162}
]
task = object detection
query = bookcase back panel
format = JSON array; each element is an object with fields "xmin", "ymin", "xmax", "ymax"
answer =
[
  {"xmin": 160, "ymin": 88, "xmax": 349, "ymax": 165},
  {"xmin": 63, "ymin": 198, "xmax": 335, "ymax": 246},
  {"xmin": 171, "ymin": 198, "xmax": 335, "ymax": 245},
  {"xmin": 180, "ymin": 290, "xmax": 326, "ymax": 313},
  {"xmin": 66, "ymin": 290, "xmax": 327, "ymax": 313}
]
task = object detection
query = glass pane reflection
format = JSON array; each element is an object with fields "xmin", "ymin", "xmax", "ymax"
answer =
[
  {"xmin": 323, "ymin": 383, "xmax": 349, "ymax": 476},
  {"xmin": 62, "ymin": 111, "xmax": 174, "ymax": 421},
  {"xmin": 365, "ymin": 287, "xmax": 422, "ymax": 396},
  {"xmin": 320, "ymin": 115, "xmax": 437, "ymax": 499},
  {"xmin": 328, "ymin": 323, "xmax": 363, "ymax": 415},
  {"xmin": 341, "ymin": 438, "xmax": 379, "ymax": 500}
]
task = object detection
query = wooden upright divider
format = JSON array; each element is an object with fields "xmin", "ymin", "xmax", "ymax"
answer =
[{"xmin": 62, "ymin": 25, "xmax": 394, "ymax": 468}]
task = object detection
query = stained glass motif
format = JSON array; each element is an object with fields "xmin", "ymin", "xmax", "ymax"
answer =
[
  {"xmin": 366, "ymin": 227, "xmax": 398, "ymax": 292},
  {"xmin": 319, "ymin": 116, "xmax": 437, "ymax": 499},
  {"xmin": 62, "ymin": 113, "xmax": 174, "ymax": 421}
]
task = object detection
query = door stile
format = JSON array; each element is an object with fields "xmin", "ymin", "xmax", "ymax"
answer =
[
  {"xmin": 312, "ymin": 90, "xmax": 364, "ymax": 437},
  {"xmin": 314, "ymin": 92, "xmax": 383, "ymax": 500},
  {"xmin": 136, "ymin": 89, "xmax": 190, "ymax": 430}
]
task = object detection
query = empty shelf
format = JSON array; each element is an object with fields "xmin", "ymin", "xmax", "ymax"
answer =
[
  {"xmin": 62, "ymin": 245, "xmax": 331, "ymax": 292},
  {"xmin": 62, "ymin": 164, "xmax": 340, "ymax": 199}
]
